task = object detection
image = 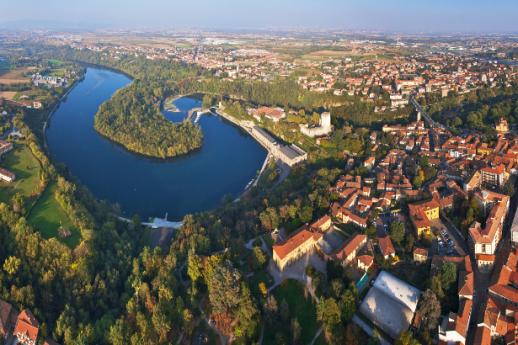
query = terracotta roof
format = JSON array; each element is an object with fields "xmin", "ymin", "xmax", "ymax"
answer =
[
  {"xmin": 14, "ymin": 309, "xmax": 39, "ymax": 344},
  {"xmin": 340, "ymin": 208, "xmax": 368, "ymax": 227},
  {"xmin": 257, "ymin": 106, "xmax": 284, "ymax": 119},
  {"xmin": 469, "ymin": 191, "xmax": 509, "ymax": 245},
  {"xmin": 335, "ymin": 234, "xmax": 367, "ymax": 261},
  {"xmin": 454, "ymin": 298, "xmax": 472, "ymax": 337},
  {"xmin": 458, "ymin": 272, "xmax": 474, "ymax": 297},
  {"xmin": 377, "ymin": 235, "xmax": 395, "ymax": 257},
  {"xmin": 357, "ymin": 255, "xmax": 374, "ymax": 267},
  {"xmin": 476, "ymin": 254, "xmax": 496, "ymax": 262},
  {"xmin": 413, "ymin": 247, "xmax": 428, "ymax": 257},
  {"xmin": 408, "ymin": 198, "xmax": 439, "ymax": 229},
  {"xmin": 473, "ymin": 325, "xmax": 491, "ymax": 345},
  {"xmin": 464, "ymin": 255, "xmax": 473, "ymax": 274},
  {"xmin": 272, "ymin": 227, "xmax": 322, "ymax": 261},
  {"xmin": 489, "ymin": 284, "xmax": 518, "ymax": 305},
  {"xmin": 310, "ymin": 215, "xmax": 331, "ymax": 231},
  {"xmin": 481, "ymin": 164, "xmax": 505, "ymax": 175}
]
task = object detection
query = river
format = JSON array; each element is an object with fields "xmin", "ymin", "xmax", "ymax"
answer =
[{"xmin": 46, "ymin": 67, "xmax": 267, "ymax": 220}]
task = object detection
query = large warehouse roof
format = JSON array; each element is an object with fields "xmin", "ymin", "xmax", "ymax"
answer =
[{"xmin": 359, "ymin": 271, "xmax": 421, "ymax": 339}]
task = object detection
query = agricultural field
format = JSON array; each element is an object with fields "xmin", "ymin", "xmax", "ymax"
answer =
[
  {"xmin": 0, "ymin": 91, "xmax": 17, "ymax": 100},
  {"xmin": 0, "ymin": 67, "xmax": 34, "ymax": 85},
  {"xmin": 27, "ymin": 181, "xmax": 80, "ymax": 248}
]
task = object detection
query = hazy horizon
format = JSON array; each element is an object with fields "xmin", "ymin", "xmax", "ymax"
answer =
[{"xmin": 1, "ymin": 0, "xmax": 517, "ymax": 34}]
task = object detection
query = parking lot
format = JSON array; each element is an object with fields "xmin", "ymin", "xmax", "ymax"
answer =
[
  {"xmin": 377, "ymin": 211, "xmax": 406, "ymax": 236},
  {"xmin": 431, "ymin": 219, "xmax": 465, "ymax": 256}
]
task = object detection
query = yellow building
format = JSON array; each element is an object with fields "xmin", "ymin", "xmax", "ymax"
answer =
[
  {"xmin": 495, "ymin": 118, "xmax": 509, "ymax": 134},
  {"xmin": 477, "ymin": 143, "xmax": 492, "ymax": 156},
  {"xmin": 272, "ymin": 227, "xmax": 322, "ymax": 271},
  {"xmin": 408, "ymin": 199, "xmax": 440, "ymax": 237},
  {"xmin": 424, "ymin": 205, "xmax": 439, "ymax": 220}
]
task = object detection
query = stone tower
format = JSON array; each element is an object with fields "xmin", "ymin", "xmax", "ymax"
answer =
[{"xmin": 320, "ymin": 112, "xmax": 331, "ymax": 130}]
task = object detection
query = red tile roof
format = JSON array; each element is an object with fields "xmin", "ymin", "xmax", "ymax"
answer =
[
  {"xmin": 377, "ymin": 235, "xmax": 395, "ymax": 257},
  {"xmin": 310, "ymin": 215, "xmax": 331, "ymax": 232},
  {"xmin": 273, "ymin": 227, "xmax": 322, "ymax": 260},
  {"xmin": 469, "ymin": 191, "xmax": 509, "ymax": 245},
  {"xmin": 357, "ymin": 255, "xmax": 374, "ymax": 268},
  {"xmin": 14, "ymin": 309, "xmax": 39, "ymax": 344},
  {"xmin": 454, "ymin": 298, "xmax": 472, "ymax": 337},
  {"xmin": 473, "ymin": 325, "xmax": 491, "ymax": 345},
  {"xmin": 335, "ymin": 234, "xmax": 367, "ymax": 261},
  {"xmin": 413, "ymin": 247, "xmax": 428, "ymax": 257}
]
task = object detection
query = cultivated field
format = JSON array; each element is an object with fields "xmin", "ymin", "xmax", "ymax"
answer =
[
  {"xmin": 0, "ymin": 67, "xmax": 33, "ymax": 85},
  {"xmin": 0, "ymin": 91, "xmax": 17, "ymax": 100}
]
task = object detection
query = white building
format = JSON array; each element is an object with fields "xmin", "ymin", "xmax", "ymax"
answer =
[
  {"xmin": 300, "ymin": 112, "xmax": 333, "ymax": 138},
  {"xmin": 511, "ymin": 202, "xmax": 518, "ymax": 248},
  {"xmin": 359, "ymin": 271, "xmax": 421, "ymax": 339},
  {"xmin": 0, "ymin": 168, "xmax": 15, "ymax": 183},
  {"xmin": 251, "ymin": 126, "xmax": 307, "ymax": 166}
]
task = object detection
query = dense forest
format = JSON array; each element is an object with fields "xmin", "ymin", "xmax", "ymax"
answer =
[
  {"xmin": 426, "ymin": 82, "xmax": 518, "ymax": 134},
  {"xmin": 95, "ymin": 81, "xmax": 203, "ymax": 158},
  {"xmin": 184, "ymin": 76, "xmax": 411, "ymax": 127}
]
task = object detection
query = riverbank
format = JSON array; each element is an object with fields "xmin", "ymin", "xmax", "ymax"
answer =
[
  {"xmin": 212, "ymin": 107, "xmax": 291, "ymax": 193},
  {"xmin": 46, "ymin": 69, "xmax": 267, "ymax": 220},
  {"xmin": 42, "ymin": 74, "xmax": 83, "ymax": 151}
]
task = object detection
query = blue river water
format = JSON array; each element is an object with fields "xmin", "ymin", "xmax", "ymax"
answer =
[{"xmin": 46, "ymin": 67, "xmax": 267, "ymax": 220}]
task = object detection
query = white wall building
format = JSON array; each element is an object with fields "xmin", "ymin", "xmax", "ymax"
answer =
[
  {"xmin": 359, "ymin": 271, "xmax": 421, "ymax": 339},
  {"xmin": 300, "ymin": 112, "xmax": 332, "ymax": 138}
]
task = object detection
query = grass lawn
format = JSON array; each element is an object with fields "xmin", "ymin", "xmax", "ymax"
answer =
[
  {"xmin": 49, "ymin": 68, "xmax": 66, "ymax": 77},
  {"xmin": 264, "ymin": 280, "xmax": 320, "ymax": 345},
  {"xmin": 27, "ymin": 181, "xmax": 81, "ymax": 248},
  {"xmin": 47, "ymin": 59, "xmax": 64, "ymax": 67},
  {"xmin": 0, "ymin": 144, "xmax": 41, "ymax": 202}
]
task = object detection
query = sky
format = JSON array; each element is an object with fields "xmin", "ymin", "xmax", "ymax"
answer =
[{"xmin": 1, "ymin": 0, "xmax": 517, "ymax": 33}]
